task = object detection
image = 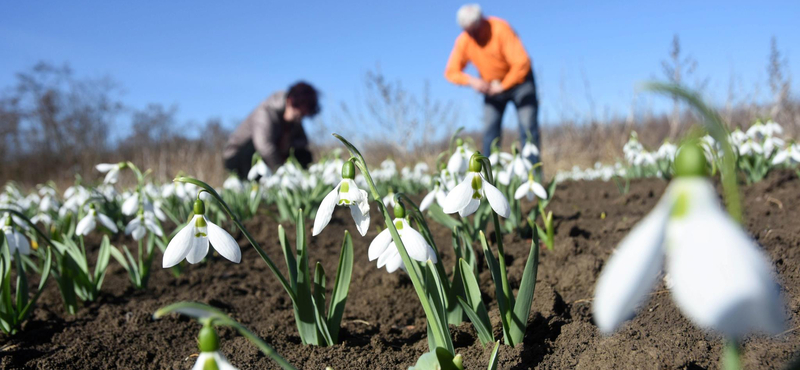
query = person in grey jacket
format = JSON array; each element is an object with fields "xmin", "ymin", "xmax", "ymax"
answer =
[{"xmin": 223, "ymin": 82, "xmax": 320, "ymax": 178}]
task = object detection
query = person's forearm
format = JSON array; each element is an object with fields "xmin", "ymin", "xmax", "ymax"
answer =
[{"xmin": 445, "ymin": 69, "xmax": 471, "ymax": 85}]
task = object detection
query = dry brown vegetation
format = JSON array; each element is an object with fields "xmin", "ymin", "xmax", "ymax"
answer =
[{"xmin": 1, "ymin": 37, "xmax": 796, "ymax": 188}]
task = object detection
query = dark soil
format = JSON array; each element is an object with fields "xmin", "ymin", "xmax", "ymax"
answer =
[{"xmin": 2, "ymin": 172, "xmax": 799, "ymax": 369}]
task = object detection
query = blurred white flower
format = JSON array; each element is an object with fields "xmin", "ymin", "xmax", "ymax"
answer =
[
  {"xmin": 96, "ymin": 163, "xmax": 123, "ymax": 184},
  {"xmin": 368, "ymin": 218, "xmax": 437, "ymax": 273},
  {"xmin": 514, "ymin": 174, "xmax": 548, "ymax": 201},
  {"xmin": 443, "ymin": 170, "xmax": 509, "ymax": 218},
  {"xmin": 162, "ymin": 204, "xmax": 241, "ymax": 268},
  {"xmin": 247, "ymin": 158, "xmax": 272, "ymax": 181},
  {"xmin": 594, "ymin": 177, "xmax": 784, "ymax": 337},
  {"xmin": 2, "ymin": 222, "xmax": 31, "ymax": 258},
  {"xmin": 125, "ymin": 213, "xmax": 163, "ymax": 241},
  {"xmin": 76, "ymin": 207, "xmax": 118, "ymax": 236},
  {"xmin": 420, "ymin": 182, "xmax": 447, "ymax": 211},
  {"xmin": 312, "ymin": 177, "xmax": 371, "ymax": 237}
]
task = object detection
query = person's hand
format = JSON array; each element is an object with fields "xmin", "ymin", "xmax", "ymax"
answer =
[
  {"xmin": 468, "ymin": 76, "xmax": 489, "ymax": 94},
  {"xmin": 487, "ymin": 81, "xmax": 504, "ymax": 96}
]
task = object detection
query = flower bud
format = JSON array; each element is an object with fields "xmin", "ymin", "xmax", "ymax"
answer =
[
  {"xmin": 193, "ymin": 199, "xmax": 206, "ymax": 215},
  {"xmin": 674, "ymin": 142, "xmax": 707, "ymax": 178},
  {"xmin": 393, "ymin": 202, "xmax": 406, "ymax": 219},
  {"xmin": 456, "ymin": 138, "xmax": 463, "ymax": 147},
  {"xmin": 468, "ymin": 153, "xmax": 482, "ymax": 173},
  {"xmin": 341, "ymin": 161, "xmax": 355, "ymax": 180},
  {"xmin": 198, "ymin": 325, "xmax": 219, "ymax": 352}
]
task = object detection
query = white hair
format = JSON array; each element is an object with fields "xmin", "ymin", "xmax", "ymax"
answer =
[{"xmin": 456, "ymin": 4, "xmax": 482, "ymax": 29}]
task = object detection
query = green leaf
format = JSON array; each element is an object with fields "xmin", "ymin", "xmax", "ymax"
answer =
[
  {"xmin": 311, "ymin": 295, "xmax": 334, "ymax": 346},
  {"xmin": 426, "ymin": 204, "xmax": 461, "ymax": 230},
  {"xmin": 487, "ymin": 341, "xmax": 500, "ymax": 370},
  {"xmin": 480, "ymin": 231, "xmax": 512, "ymax": 345},
  {"xmin": 509, "ymin": 233, "xmax": 540, "ymax": 345},
  {"xmin": 94, "ymin": 236, "xmax": 112, "ymax": 288},
  {"xmin": 292, "ymin": 209, "xmax": 319, "ymax": 345},
  {"xmin": 327, "ymin": 230, "xmax": 353, "ymax": 343},
  {"xmin": 424, "ymin": 261, "xmax": 453, "ymax": 354},
  {"xmin": 457, "ymin": 259, "xmax": 493, "ymax": 344},
  {"xmin": 15, "ymin": 250, "xmax": 29, "ymax": 313},
  {"xmin": 278, "ymin": 225, "xmax": 298, "ymax": 290}
]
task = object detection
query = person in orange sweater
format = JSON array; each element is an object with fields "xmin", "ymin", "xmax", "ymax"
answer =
[{"xmin": 445, "ymin": 4, "xmax": 541, "ymax": 171}]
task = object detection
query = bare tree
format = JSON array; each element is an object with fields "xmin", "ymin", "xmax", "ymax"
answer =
[{"xmin": 768, "ymin": 37, "xmax": 791, "ymax": 121}]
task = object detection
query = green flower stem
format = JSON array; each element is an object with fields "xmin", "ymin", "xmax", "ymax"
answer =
[
  {"xmin": 722, "ymin": 339, "xmax": 741, "ymax": 370},
  {"xmin": 477, "ymin": 156, "xmax": 515, "ymax": 345},
  {"xmin": 174, "ymin": 177, "xmax": 297, "ymax": 304},
  {"xmin": 333, "ymin": 134, "xmax": 453, "ymax": 354}
]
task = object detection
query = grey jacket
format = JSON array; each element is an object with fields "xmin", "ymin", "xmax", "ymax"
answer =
[{"xmin": 223, "ymin": 91, "xmax": 309, "ymax": 170}]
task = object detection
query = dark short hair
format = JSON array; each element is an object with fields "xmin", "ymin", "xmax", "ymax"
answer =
[{"xmin": 286, "ymin": 81, "xmax": 321, "ymax": 117}]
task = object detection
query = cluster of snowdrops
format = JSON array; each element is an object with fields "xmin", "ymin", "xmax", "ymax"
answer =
[{"xmin": 0, "ymin": 86, "xmax": 791, "ymax": 370}]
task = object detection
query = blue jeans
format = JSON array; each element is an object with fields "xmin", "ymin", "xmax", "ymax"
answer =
[{"xmin": 482, "ymin": 72, "xmax": 540, "ymax": 170}]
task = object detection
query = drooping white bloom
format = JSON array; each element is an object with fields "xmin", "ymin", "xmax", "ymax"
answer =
[
  {"xmin": 729, "ymin": 129, "xmax": 748, "ymax": 147},
  {"xmin": 223, "ymin": 175, "xmax": 245, "ymax": 192},
  {"xmin": 593, "ymin": 176, "xmax": 784, "ymax": 338},
  {"xmin": 76, "ymin": 207, "xmax": 119, "ymax": 236},
  {"xmin": 2, "ymin": 223, "xmax": 31, "ymax": 258},
  {"xmin": 420, "ymin": 182, "xmax": 447, "ymax": 211},
  {"xmin": 162, "ymin": 202, "xmax": 241, "ymax": 268},
  {"xmin": 522, "ymin": 141, "xmax": 539, "ymax": 158},
  {"xmin": 247, "ymin": 158, "xmax": 272, "ymax": 181},
  {"xmin": 488, "ymin": 151, "xmax": 513, "ymax": 167},
  {"xmin": 447, "ymin": 141, "xmax": 473, "ymax": 176},
  {"xmin": 191, "ymin": 351, "xmax": 238, "ymax": 370},
  {"xmin": 96, "ymin": 163, "xmax": 123, "ymax": 184},
  {"xmin": 514, "ymin": 174, "xmax": 548, "ymax": 201},
  {"xmin": 497, "ymin": 153, "xmax": 532, "ymax": 186},
  {"xmin": 442, "ymin": 164, "xmax": 510, "ymax": 218},
  {"xmin": 312, "ymin": 163, "xmax": 371, "ymax": 237},
  {"xmin": 382, "ymin": 189, "xmax": 396, "ymax": 208},
  {"xmin": 763, "ymin": 136, "xmax": 785, "ymax": 156},
  {"xmin": 738, "ymin": 139, "xmax": 763, "ymax": 156},
  {"xmin": 125, "ymin": 213, "xmax": 164, "ymax": 241},
  {"xmin": 656, "ymin": 142, "xmax": 677, "ymax": 161},
  {"xmin": 121, "ymin": 192, "xmax": 140, "ymax": 216},
  {"xmin": 368, "ymin": 218, "xmax": 437, "ymax": 273},
  {"xmin": 771, "ymin": 143, "xmax": 800, "ymax": 166}
]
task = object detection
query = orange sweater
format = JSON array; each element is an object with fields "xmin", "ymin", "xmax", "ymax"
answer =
[{"xmin": 445, "ymin": 17, "xmax": 531, "ymax": 91}]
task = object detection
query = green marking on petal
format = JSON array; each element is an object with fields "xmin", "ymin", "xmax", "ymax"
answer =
[
  {"xmin": 471, "ymin": 174, "xmax": 482, "ymax": 190},
  {"xmin": 340, "ymin": 181, "xmax": 350, "ymax": 193},
  {"xmin": 395, "ymin": 220, "xmax": 404, "ymax": 230},
  {"xmin": 195, "ymin": 232, "xmax": 208, "ymax": 237},
  {"xmin": 671, "ymin": 190, "xmax": 691, "ymax": 218},
  {"xmin": 195, "ymin": 216, "xmax": 207, "ymax": 228},
  {"xmin": 203, "ymin": 357, "xmax": 220, "ymax": 370}
]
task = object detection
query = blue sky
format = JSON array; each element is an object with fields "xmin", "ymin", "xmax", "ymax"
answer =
[{"xmin": 1, "ymin": 1, "xmax": 798, "ymax": 141}]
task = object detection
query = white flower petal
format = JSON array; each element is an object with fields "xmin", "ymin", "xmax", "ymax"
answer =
[
  {"xmin": 186, "ymin": 232, "xmax": 209, "ymax": 264},
  {"xmin": 514, "ymin": 183, "xmax": 529, "ymax": 200},
  {"xmin": 531, "ymin": 181, "xmax": 548, "ymax": 200},
  {"xmin": 667, "ymin": 179, "xmax": 784, "ymax": 337},
  {"xmin": 419, "ymin": 190, "xmax": 436, "ymax": 211},
  {"xmin": 76, "ymin": 214, "xmax": 95, "ymax": 236},
  {"xmin": 162, "ymin": 221, "xmax": 196, "ymax": 268},
  {"xmin": 95, "ymin": 163, "xmax": 116, "ymax": 173},
  {"xmin": 442, "ymin": 173, "xmax": 475, "ymax": 214},
  {"xmin": 377, "ymin": 242, "xmax": 397, "ymax": 268},
  {"xmin": 593, "ymin": 194, "xmax": 672, "ymax": 334},
  {"xmin": 368, "ymin": 229, "xmax": 392, "ymax": 261},
  {"xmin": 312, "ymin": 184, "xmax": 340, "ymax": 236},
  {"xmin": 350, "ymin": 204, "xmax": 370, "ymax": 236},
  {"xmin": 121, "ymin": 195, "xmax": 139, "ymax": 215},
  {"xmin": 399, "ymin": 221, "xmax": 436, "ymax": 263},
  {"xmin": 458, "ymin": 198, "xmax": 480, "ymax": 217},
  {"xmin": 207, "ymin": 219, "xmax": 242, "ymax": 263},
  {"xmin": 97, "ymin": 213, "xmax": 118, "ymax": 233},
  {"xmin": 483, "ymin": 180, "xmax": 510, "ymax": 218}
]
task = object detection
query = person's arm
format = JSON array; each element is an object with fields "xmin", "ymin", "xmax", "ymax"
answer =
[
  {"xmin": 251, "ymin": 107, "xmax": 282, "ymax": 170},
  {"xmin": 444, "ymin": 36, "xmax": 471, "ymax": 85},
  {"xmin": 499, "ymin": 22, "xmax": 531, "ymax": 91}
]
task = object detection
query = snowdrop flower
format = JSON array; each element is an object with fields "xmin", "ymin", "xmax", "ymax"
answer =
[
  {"xmin": 247, "ymin": 157, "xmax": 272, "ymax": 181},
  {"xmin": 162, "ymin": 199, "xmax": 241, "ymax": 268},
  {"xmin": 121, "ymin": 192, "xmax": 140, "ymax": 216},
  {"xmin": 514, "ymin": 173, "xmax": 548, "ymax": 201},
  {"xmin": 593, "ymin": 143, "xmax": 784, "ymax": 338},
  {"xmin": 76, "ymin": 204, "xmax": 118, "ymax": 236},
  {"xmin": 125, "ymin": 212, "xmax": 163, "ymax": 241},
  {"xmin": 96, "ymin": 162, "xmax": 125, "ymax": 185},
  {"xmin": 442, "ymin": 154, "xmax": 510, "ymax": 218},
  {"xmin": 223, "ymin": 175, "xmax": 245, "ymax": 192},
  {"xmin": 447, "ymin": 138, "xmax": 473, "ymax": 175},
  {"xmin": 763, "ymin": 136, "xmax": 785, "ymax": 156},
  {"xmin": 763, "ymin": 120, "xmax": 783, "ymax": 137},
  {"xmin": 746, "ymin": 120, "xmax": 782, "ymax": 139},
  {"xmin": 382, "ymin": 188, "xmax": 396, "ymax": 208},
  {"xmin": 368, "ymin": 204, "xmax": 437, "ymax": 273},
  {"xmin": 738, "ymin": 139, "xmax": 763, "ymax": 156},
  {"xmin": 498, "ymin": 147, "xmax": 532, "ymax": 186},
  {"xmin": 2, "ymin": 217, "xmax": 31, "ymax": 258},
  {"xmin": 522, "ymin": 140, "xmax": 539, "ymax": 158},
  {"xmin": 192, "ymin": 325, "xmax": 239, "ymax": 370},
  {"xmin": 771, "ymin": 143, "xmax": 800, "ymax": 166},
  {"xmin": 488, "ymin": 150, "xmax": 513, "ymax": 167},
  {"xmin": 420, "ymin": 180, "xmax": 447, "ymax": 211},
  {"xmin": 312, "ymin": 161, "xmax": 371, "ymax": 237},
  {"xmin": 729, "ymin": 129, "xmax": 748, "ymax": 147},
  {"xmin": 656, "ymin": 142, "xmax": 677, "ymax": 161}
]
